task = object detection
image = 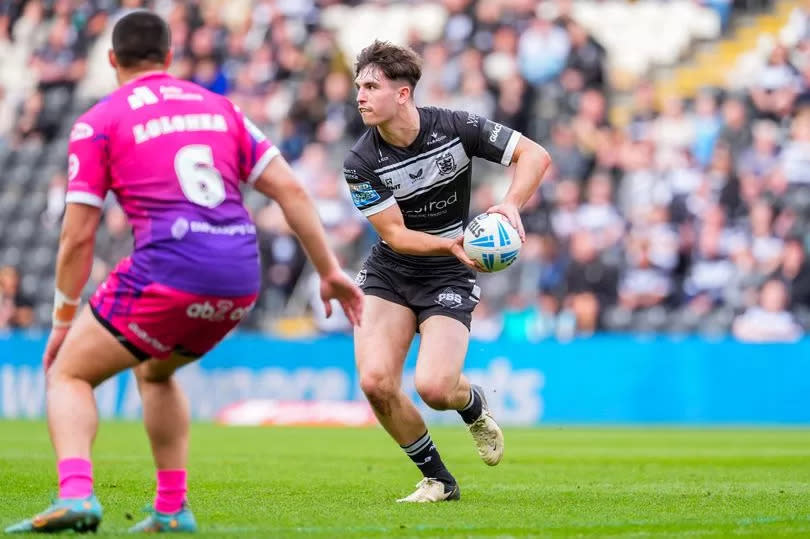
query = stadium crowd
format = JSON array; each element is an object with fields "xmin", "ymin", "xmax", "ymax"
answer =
[{"xmin": 1, "ymin": 0, "xmax": 810, "ymax": 342}]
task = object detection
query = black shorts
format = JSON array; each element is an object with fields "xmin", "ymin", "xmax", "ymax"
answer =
[{"xmin": 356, "ymin": 244, "xmax": 480, "ymax": 329}]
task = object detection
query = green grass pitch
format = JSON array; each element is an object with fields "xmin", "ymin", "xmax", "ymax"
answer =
[{"xmin": 1, "ymin": 421, "xmax": 809, "ymax": 537}]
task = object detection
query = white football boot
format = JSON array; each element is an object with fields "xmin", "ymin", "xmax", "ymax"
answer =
[
  {"xmin": 468, "ymin": 384, "xmax": 504, "ymax": 466},
  {"xmin": 396, "ymin": 478, "xmax": 460, "ymax": 503}
]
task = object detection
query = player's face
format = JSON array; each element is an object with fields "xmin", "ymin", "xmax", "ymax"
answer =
[{"xmin": 354, "ymin": 66, "xmax": 405, "ymax": 126}]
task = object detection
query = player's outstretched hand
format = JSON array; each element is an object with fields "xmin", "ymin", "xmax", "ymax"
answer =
[
  {"xmin": 450, "ymin": 236, "xmax": 484, "ymax": 272},
  {"xmin": 486, "ymin": 202, "xmax": 526, "ymax": 243},
  {"xmin": 320, "ymin": 270, "xmax": 364, "ymax": 327},
  {"xmin": 42, "ymin": 325, "xmax": 70, "ymax": 371}
]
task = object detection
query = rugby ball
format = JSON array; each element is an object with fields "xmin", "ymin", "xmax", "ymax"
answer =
[{"xmin": 463, "ymin": 213, "xmax": 521, "ymax": 272}]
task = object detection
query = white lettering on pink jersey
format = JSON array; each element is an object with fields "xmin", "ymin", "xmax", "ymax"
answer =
[{"xmin": 133, "ymin": 113, "xmax": 228, "ymax": 144}]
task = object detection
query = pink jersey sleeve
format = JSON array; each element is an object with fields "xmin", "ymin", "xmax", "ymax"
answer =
[
  {"xmin": 230, "ymin": 102, "xmax": 279, "ymax": 185},
  {"xmin": 65, "ymin": 109, "xmax": 110, "ymax": 208}
]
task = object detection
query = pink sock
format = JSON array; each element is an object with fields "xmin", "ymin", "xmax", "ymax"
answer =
[
  {"xmin": 155, "ymin": 469, "xmax": 187, "ymax": 514},
  {"xmin": 57, "ymin": 458, "xmax": 93, "ymax": 499}
]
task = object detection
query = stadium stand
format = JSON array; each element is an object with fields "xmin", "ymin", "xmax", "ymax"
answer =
[{"xmin": 1, "ymin": 0, "xmax": 809, "ymax": 343}]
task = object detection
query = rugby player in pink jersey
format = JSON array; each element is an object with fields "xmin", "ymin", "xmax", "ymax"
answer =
[{"xmin": 6, "ymin": 11, "xmax": 363, "ymax": 535}]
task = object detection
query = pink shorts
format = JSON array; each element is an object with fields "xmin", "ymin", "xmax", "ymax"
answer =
[{"xmin": 90, "ymin": 259, "xmax": 258, "ymax": 360}]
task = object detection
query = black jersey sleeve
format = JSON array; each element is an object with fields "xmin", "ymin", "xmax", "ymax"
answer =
[
  {"xmin": 343, "ymin": 151, "xmax": 396, "ymax": 217},
  {"xmin": 451, "ymin": 110, "xmax": 522, "ymax": 167}
]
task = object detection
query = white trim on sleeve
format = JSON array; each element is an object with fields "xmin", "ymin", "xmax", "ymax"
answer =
[
  {"xmin": 500, "ymin": 131, "xmax": 522, "ymax": 166},
  {"xmin": 360, "ymin": 195, "xmax": 397, "ymax": 217},
  {"xmin": 65, "ymin": 191, "xmax": 104, "ymax": 208},
  {"xmin": 246, "ymin": 146, "xmax": 281, "ymax": 185}
]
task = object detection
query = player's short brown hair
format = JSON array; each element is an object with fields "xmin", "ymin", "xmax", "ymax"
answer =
[
  {"xmin": 354, "ymin": 40, "xmax": 422, "ymax": 90},
  {"xmin": 112, "ymin": 10, "xmax": 171, "ymax": 68}
]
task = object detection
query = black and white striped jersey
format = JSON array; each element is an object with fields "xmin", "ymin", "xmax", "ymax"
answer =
[{"xmin": 343, "ymin": 107, "xmax": 521, "ymax": 243}]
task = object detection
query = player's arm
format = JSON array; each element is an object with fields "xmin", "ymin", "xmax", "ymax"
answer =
[
  {"xmin": 52, "ymin": 203, "xmax": 102, "ymax": 327},
  {"xmin": 253, "ymin": 157, "xmax": 340, "ymax": 276},
  {"xmin": 367, "ymin": 204, "xmax": 477, "ymax": 268},
  {"xmin": 252, "ymin": 156, "xmax": 363, "ymax": 325},
  {"xmin": 488, "ymin": 135, "xmax": 551, "ymax": 242},
  {"xmin": 503, "ymin": 136, "xmax": 552, "ymax": 213},
  {"xmin": 454, "ymin": 112, "xmax": 551, "ymax": 240}
]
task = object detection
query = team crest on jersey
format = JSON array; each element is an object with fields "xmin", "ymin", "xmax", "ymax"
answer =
[
  {"xmin": 349, "ymin": 182, "xmax": 381, "ymax": 207},
  {"xmin": 435, "ymin": 287, "xmax": 462, "ymax": 309},
  {"xmin": 355, "ymin": 269, "xmax": 367, "ymax": 286},
  {"xmin": 435, "ymin": 153, "xmax": 456, "ymax": 176}
]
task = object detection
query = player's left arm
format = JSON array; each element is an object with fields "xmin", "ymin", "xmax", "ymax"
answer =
[
  {"xmin": 44, "ymin": 202, "xmax": 102, "ymax": 369},
  {"xmin": 45, "ymin": 114, "xmax": 110, "ymax": 368},
  {"xmin": 490, "ymin": 135, "xmax": 552, "ymax": 242}
]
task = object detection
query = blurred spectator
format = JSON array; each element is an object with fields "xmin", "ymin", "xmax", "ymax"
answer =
[
  {"xmin": 518, "ymin": 15, "xmax": 569, "ymax": 86},
  {"xmin": 718, "ymin": 94, "xmax": 752, "ymax": 160},
  {"xmin": 733, "ymin": 279, "xmax": 802, "ymax": 342},
  {"xmin": 737, "ymin": 120, "xmax": 781, "ymax": 179},
  {"xmin": 561, "ymin": 18, "xmax": 605, "ymax": 92},
  {"xmin": 781, "ymin": 112, "xmax": 810, "ymax": 185},
  {"xmin": 618, "ymin": 236, "xmax": 672, "ymax": 313},
  {"xmin": 692, "ymin": 90, "xmax": 722, "ymax": 168},
  {"xmin": 576, "ymin": 172, "xmax": 624, "ymax": 250},
  {"xmin": 42, "ymin": 171, "xmax": 67, "ymax": 228},
  {"xmin": 750, "ymin": 44, "xmax": 799, "ymax": 121},
  {"xmin": 0, "ymin": 266, "xmax": 34, "ymax": 330},
  {"xmin": 772, "ymin": 236, "xmax": 810, "ymax": 308},
  {"xmin": 562, "ymin": 231, "xmax": 618, "ymax": 334}
]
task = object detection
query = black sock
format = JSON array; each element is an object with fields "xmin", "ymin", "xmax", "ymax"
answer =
[
  {"xmin": 458, "ymin": 387, "xmax": 483, "ymax": 424},
  {"xmin": 401, "ymin": 431, "xmax": 455, "ymax": 487}
]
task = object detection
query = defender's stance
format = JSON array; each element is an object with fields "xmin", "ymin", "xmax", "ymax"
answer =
[
  {"xmin": 344, "ymin": 41, "xmax": 550, "ymax": 502},
  {"xmin": 6, "ymin": 11, "xmax": 362, "ymax": 534}
]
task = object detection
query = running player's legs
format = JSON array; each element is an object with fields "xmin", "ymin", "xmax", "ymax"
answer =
[
  {"xmin": 355, "ymin": 295, "xmax": 423, "ymax": 443},
  {"xmin": 414, "ymin": 315, "xmax": 471, "ymax": 411}
]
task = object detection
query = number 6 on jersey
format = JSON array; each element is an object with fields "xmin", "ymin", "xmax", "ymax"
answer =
[{"xmin": 174, "ymin": 144, "xmax": 226, "ymax": 208}]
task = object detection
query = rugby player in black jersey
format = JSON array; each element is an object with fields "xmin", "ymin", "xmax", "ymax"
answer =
[{"xmin": 344, "ymin": 40, "xmax": 551, "ymax": 502}]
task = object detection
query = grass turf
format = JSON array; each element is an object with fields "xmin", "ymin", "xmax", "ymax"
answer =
[{"xmin": 1, "ymin": 421, "xmax": 809, "ymax": 537}]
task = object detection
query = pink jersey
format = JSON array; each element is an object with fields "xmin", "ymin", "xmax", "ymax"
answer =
[{"xmin": 66, "ymin": 72, "xmax": 277, "ymax": 296}]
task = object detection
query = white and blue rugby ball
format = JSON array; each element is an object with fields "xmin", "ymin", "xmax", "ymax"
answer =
[{"xmin": 463, "ymin": 213, "xmax": 521, "ymax": 272}]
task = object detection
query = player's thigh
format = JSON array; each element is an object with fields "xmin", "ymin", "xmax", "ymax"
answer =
[
  {"xmin": 414, "ymin": 315, "xmax": 470, "ymax": 390},
  {"xmin": 134, "ymin": 351, "xmax": 199, "ymax": 385},
  {"xmin": 49, "ymin": 306, "xmax": 141, "ymax": 387},
  {"xmin": 354, "ymin": 295, "xmax": 417, "ymax": 385}
]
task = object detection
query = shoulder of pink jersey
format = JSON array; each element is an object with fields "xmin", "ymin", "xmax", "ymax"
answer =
[{"xmin": 68, "ymin": 97, "xmax": 113, "ymax": 143}]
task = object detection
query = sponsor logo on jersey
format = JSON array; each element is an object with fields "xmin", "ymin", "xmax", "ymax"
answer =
[
  {"xmin": 349, "ymin": 182, "xmax": 381, "ymax": 207},
  {"xmin": 467, "ymin": 113, "xmax": 480, "ymax": 127},
  {"xmin": 427, "ymin": 131, "xmax": 447, "ymax": 145},
  {"xmin": 69, "ymin": 122, "xmax": 94, "ymax": 142},
  {"xmin": 489, "ymin": 122, "xmax": 503, "ymax": 143},
  {"xmin": 186, "ymin": 300, "xmax": 254, "ymax": 322},
  {"xmin": 128, "ymin": 322, "xmax": 170, "ymax": 352},
  {"xmin": 435, "ymin": 287, "xmax": 462, "ymax": 309},
  {"xmin": 67, "ymin": 154, "xmax": 80, "ymax": 181},
  {"xmin": 435, "ymin": 152, "xmax": 456, "ymax": 175},
  {"xmin": 382, "ymin": 177, "xmax": 401, "ymax": 190},
  {"xmin": 409, "ymin": 192, "xmax": 458, "ymax": 215},
  {"xmin": 171, "ymin": 217, "xmax": 190, "ymax": 240},
  {"xmin": 408, "ymin": 168, "xmax": 424, "ymax": 180}
]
